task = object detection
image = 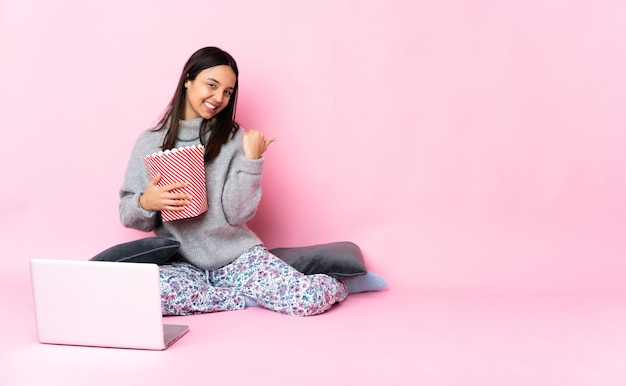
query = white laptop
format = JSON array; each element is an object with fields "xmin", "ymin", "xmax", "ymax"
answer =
[{"xmin": 30, "ymin": 259, "xmax": 189, "ymax": 350}]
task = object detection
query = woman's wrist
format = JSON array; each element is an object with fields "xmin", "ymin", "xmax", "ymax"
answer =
[{"xmin": 138, "ymin": 193, "xmax": 149, "ymax": 211}]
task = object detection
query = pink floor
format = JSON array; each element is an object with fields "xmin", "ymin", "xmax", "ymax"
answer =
[{"xmin": 2, "ymin": 273, "xmax": 626, "ymax": 386}]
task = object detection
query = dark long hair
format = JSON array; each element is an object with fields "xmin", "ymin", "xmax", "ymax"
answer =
[{"xmin": 156, "ymin": 47, "xmax": 240, "ymax": 163}]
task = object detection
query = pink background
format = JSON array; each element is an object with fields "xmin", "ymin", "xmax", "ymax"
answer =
[
  {"xmin": 1, "ymin": 1, "xmax": 625, "ymax": 294},
  {"xmin": 3, "ymin": 1, "xmax": 626, "ymax": 384}
]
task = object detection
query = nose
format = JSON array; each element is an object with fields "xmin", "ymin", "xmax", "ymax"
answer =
[{"xmin": 211, "ymin": 91, "xmax": 224, "ymax": 104}]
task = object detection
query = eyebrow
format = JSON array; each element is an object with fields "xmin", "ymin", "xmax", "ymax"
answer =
[{"xmin": 207, "ymin": 77, "xmax": 235, "ymax": 90}]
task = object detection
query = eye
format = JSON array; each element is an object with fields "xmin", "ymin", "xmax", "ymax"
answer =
[
  {"xmin": 224, "ymin": 90, "xmax": 233, "ymax": 97},
  {"xmin": 207, "ymin": 83, "xmax": 217, "ymax": 89}
]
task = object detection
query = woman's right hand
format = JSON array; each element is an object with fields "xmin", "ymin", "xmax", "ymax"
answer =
[{"xmin": 139, "ymin": 174, "xmax": 191, "ymax": 212}]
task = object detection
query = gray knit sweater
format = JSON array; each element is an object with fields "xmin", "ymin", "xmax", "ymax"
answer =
[{"xmin": 119, "ymin": 118, "xmax": 264, "ymax": 270}]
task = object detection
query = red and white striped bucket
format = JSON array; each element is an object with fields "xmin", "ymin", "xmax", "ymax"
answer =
[{"xmin": 143, "ymin": 145, "xmax": 208, "ymax": 222}]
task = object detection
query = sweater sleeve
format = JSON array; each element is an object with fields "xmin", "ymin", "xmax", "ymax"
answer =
[
  {"xmin": 119, "ymin": 132, "xmax": 160, "ymax": 232},
  {"xmin": 221, "ymin": 129, "xmax": 264, "ymax": 226}
]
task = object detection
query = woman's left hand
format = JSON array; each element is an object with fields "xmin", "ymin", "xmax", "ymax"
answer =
[{"xmin": 242, "ymin": 129, "xmax": 275, "ymax": 159}]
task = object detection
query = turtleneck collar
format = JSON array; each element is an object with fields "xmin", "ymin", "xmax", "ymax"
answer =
[{"xmin": 177, "ymin": 117, "xmax": 204, "ymax": 142}]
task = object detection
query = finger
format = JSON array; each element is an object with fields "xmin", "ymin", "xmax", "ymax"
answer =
[
  {"xmin": 264, "ymin": 137, "xmax": 276, "ymax": 150},
  {"xmin": 164, "ymin": 204, "xmax": 188, "ymax": 212},
  {"xmin": 147, "ymin": 174, "xmax": 162, "ymax": 188},
  {"xmin": 162, "ymin": 198, "xmax": 190, "ymax": 210},
  {"xmin": 166, "ymin": 192, "xmax": 192, "ymax": 201},
  {"xmin": 162, "ymin": 181, "xmax": 188, "ymax": 192},
  {"xmin": 169, "ymin": 198, "xmax": 190, "ymax": 206}
]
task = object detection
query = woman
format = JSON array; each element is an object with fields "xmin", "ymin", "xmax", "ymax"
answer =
[{"xmin": 119, "ymin": 47, "xmax": 350, "ymax": 316}]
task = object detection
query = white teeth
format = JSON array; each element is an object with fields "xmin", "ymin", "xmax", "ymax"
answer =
[{"xmin": 204, "ymin": 101, "xmax": 217, "ymax": 110}]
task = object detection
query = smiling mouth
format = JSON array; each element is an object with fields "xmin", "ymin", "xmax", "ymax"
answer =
[{"xmin": 204, "ymin": 101, "xmax": 218, "ymax": 111}]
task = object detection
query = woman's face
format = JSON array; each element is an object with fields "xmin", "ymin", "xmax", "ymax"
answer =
[{"xmin": 183, "ymin": 65, "xmax": 237, "ymax": 120}]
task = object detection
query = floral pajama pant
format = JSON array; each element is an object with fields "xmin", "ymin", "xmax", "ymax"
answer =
[{"xmin": 159, "ymin": 245, "xmax": 349, "ymax": 317}]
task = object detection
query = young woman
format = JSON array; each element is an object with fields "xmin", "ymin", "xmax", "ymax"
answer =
[{"xmin": 119, "ymin": 47, "xmax": 353, "ymax": 316}]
